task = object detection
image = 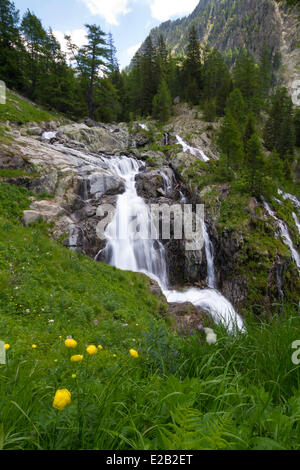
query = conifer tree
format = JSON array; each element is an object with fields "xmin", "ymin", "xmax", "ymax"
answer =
[
  {"xmin": 218, "ymin": 111, "xmax": 244, "ymax": 173},
  {"xmin": 76, "ymin": 24, "xmax": 109, "ymax": 119},
  {"xmin": 263, "ymin": 87, "xmax": 295, "ymax": 161},
  {"xmin": 233, "ymin": 50, "xmax": 262, "ymax": 114},
  {"xmin": 244, "ymin": 133, "xmax": 266, "ymax": 196},
  {"xmin": 152, "ymin": 80, "xmax": 172, "ymax": 123},
  {"xmin": 0, "ymin": 0, "xmax": 23, "ymax": 88},
  {"xmin": 182, "ymin": 25, "xmax": 202, "ymax": 104}
]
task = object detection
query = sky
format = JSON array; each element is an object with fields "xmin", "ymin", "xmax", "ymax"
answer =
[{"xmin": 13, "ymin": 0, "xmax": 200, "ymax": 69}]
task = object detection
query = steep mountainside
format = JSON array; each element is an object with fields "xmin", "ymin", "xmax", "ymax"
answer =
[{"xmin": 135, "ymin": 0, "xmax": 300, "ymax": 101}]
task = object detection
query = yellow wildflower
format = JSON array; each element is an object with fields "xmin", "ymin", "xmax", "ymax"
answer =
[
  {"xmin": 86, "ymin": 345, "xmax": 97, "ymax": 355},
  {"xmin": 98, "ymin": 345, "xmax": 103, "ymax": 350},
  {"xmin": 72, "ymin": 374, "xmax": 77, "ymax": 379},
  {"xmin": 4, "ymin": 344, "xmax": 10, "ymax": 351},
  {"xmin": 70, "ymin": 355, "xmax": 83, "ymax": 362},
  {"xmin": 32, "ymin": 344, "xmax": 37, "ymax": 349},
  {"xmin": 129, "ymin": 349, "xmax": 139, "ymax": 358},
  {"xmin": 53, "ymin": 389, "xmax": 71, "ymax": 411},
  {"xmin": 65, "ymin": 338, "xmax": 78, "ymax": 348}
]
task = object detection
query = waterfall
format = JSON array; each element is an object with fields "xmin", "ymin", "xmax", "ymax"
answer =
[
  {"xmin": 176, "ymin": 135, "xmax": 210, "ymax": 162},
  {"xmin": 278, "ymin": 189, "xmax": 300, "ymax": 210},
  {"xmin": 263, "ymin": 199, "xmax": 300, "ymax": 273},
  {"xmin": 101, "ymin": 156, "xmax": 169, "ymax": 290},
  {"xmin": 42, "ymin": 131, "xmax": 57, "ymax": 140},
  {"xmin": 101, "ymin": 155, "xmax": 244, "ymax": 332},
  {"xmin": 293, "ymin": 212, "xmax": 300, "ymax": 236},
  {"xmin": 202, "ymin": 221, "xmax": 216, "ymax": 288}
]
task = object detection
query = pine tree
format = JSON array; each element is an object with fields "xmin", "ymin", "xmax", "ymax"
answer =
[
  {"xmin": 263, "ymin": 87, "xmax": 295, "ymax": 161},
  {"xmin": 140, "ymin": 36, "xmax": 157, "ymax": 116},
  {"xmin": 152, "ymin": 80, "xmax": 172, "ymax": 123},
  {"xmin": 233, "ymin": 50, "xmax": 262, "ymax": 115},
  {"xmin": 244, "ymin": 133, "xmax": 266, "ymax": 196},
  {"xmin": 21, "ymin": 10, "xmax": 48, "ymax": 98},
  {"xmin": 225, "ymin": 88, "xmax": 247, "ymax": 129},
  {"xmin": 182, "ymin": 25, "xmax": 202, "ymax": 104},
  {"xmin": 76, "ymin": 24, "xmax": 109, "ymax": 119},
  {"xmin": 0, "ymin": 0, "xmax": 23, "ymax": 89},
  {"xmin": 218, "ymin": 111, "xmax": 244, "ymax": 173}
]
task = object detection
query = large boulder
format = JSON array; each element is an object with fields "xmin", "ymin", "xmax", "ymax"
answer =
[{"xmin": 60, "ymin": 123, "xmax": 129, "ymax": 153}]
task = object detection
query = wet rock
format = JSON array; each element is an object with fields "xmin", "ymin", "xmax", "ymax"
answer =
[
  {"xmin": 27, "ymin": 127, "xmax": 43, "ymax": 136},
  {"xmin": 166, "ymin": 302, "xmax": 212, "ymax": 336},
  {"xmin": 0, "ymin": 150, "xmax": 25, "ymax": 169}
]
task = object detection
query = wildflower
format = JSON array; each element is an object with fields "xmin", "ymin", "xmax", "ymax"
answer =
[
  {"xmin": 98, "ymin": 345, "xmax": 103, "ymax": 350},
  {"xmin": 53, "ymin": 389, "xmax": 71, "ymax": 411},
  {"xmin": 206, "ymin": 333, "xmax": 217, "ymax": 345},
  {"xmin": 65, "ymin": 338, "xmax": 78, "ymax": 348},
  {"xmin": 129, "ymin": 349, "xmax": 139, "ymax": 359},
  {"xmin": 32, "ymin": 345, "xmax": 37, "ymax": 349},
  {"xmin": 93, "ymin": 320, "xmax": 99, "ymax": 326},
  {"xmin": 86, "ymin": 345, "xmax": 97, "ymax": 355},
  {"xmin": 72, "ymin": 374, "xmax": 77, "ymax": 379},
  {"xmin": 197, "ymin": 324, "xmax": 204, "ymax": 330},
  {"xmin": 26, "ymin": 309, "xmax": 30, "ymax": 313},
  {"xmin": 70, "ymin": 355, "xmax": 83, "ymax": 362},
  {"xmin": 48, "ymin": 319, "xmax": 54, "ymax": 323},
  {"xmin": 4, "ymin": 344, "xmax": 10, "ymax": 351}
]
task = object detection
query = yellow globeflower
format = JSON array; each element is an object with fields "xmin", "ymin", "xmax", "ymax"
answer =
[
  {"xmin": 65, "ymin": 338, "xmax": 77, "ymax": 348},
  {"xmin": 70, "ymin": 355, "xmax": 83, "ymax": 363},
  {"xmin": 129, "ymin": 349, "xmax": 139, "ymax": 359},
  {"xmin": 4, "ymin": 344, "xmax": 10, "ymax": 351},
  {"xmin": 53, "ymin": 389, "xmax": 71, "ymax": 411},
  {"xmin": 32, "ymin": 344, "xmax": 37, "ymax": 349},
  {"xmin": 98, "ymin": 345, "xmax": 103, "ymax": 350},
  {"xmin": 86, "ymin": 345, "xmax": 97, "ymax": 355}
]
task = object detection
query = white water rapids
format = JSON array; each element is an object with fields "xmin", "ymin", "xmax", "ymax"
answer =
[
  {"xmin": 263, "ymin": 199, "xmax": 300, "ymax": 273},
  {"xmin": 176, "ymin": 135, "xmax": 210, "ymax": 162},
  {"xmin": 100, "ymin": 154, "xmax": 244, "ymax": 332}
]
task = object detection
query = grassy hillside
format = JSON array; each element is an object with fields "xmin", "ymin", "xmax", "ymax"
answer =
[
  {"xmin": 0, "ymin": 90, "xmax": 67, "ymax": 124},
  {"xmin": 0, "ymin": 182, "xmax": 300, "ymax": 450}
]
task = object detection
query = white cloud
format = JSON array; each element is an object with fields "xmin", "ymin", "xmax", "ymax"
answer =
[
  {"xmin": 80, "ymin": 0, "xmax": 131, "ymax": 25},
  {"xmin": 127, "ymin": 42, "xmax": 142, "ymax": 58},
  {"xmin": 53, "ymin": 29, "xmax": 87, "ymax": 55},
  {"xmin": 147, "ymin": 0, "xmax": 199, "ymax": 22}
]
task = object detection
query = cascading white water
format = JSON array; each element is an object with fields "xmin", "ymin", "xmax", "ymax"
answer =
[
  {"xmin": 278, "ymin": 189, "xmax": 300, "ymax": 210},
  {"xmin": 202, "ymin": 221, "xmax": 216, "ymax": 288},
  {"xmin": 176, "ymin": 135, "xmax": 210, "ymax": 162},
  {"xmin": 293, "ymin": 212, "xmax": 300, "ymax": 236},
  {"xmin": 263, "ymin": 199, "xmax": 300, "ymax": 273},
  {"xmin": 101, "ymin": 156, "xmax": 169, "ymax": 289},
  {"xmin": 102, "ymin": 154, "xmax": 244, "ymax": 332},
  {"xmin": 42, "ymin": 131, "xmax": 57, "ymax": 140}
]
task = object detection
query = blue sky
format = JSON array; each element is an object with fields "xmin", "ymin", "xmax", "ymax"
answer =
[{"xmin": 13, "ymin": 0, "xmax": 199, "ymax": 69}]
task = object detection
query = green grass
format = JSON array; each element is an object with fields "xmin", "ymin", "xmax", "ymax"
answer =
[
  {"xmin": 0, "ymin": 90, "xmax": 63, "ymax": 124},
  {"xmin": 0, "ymin": 182, "xmax": 300, "ymax": 450}
]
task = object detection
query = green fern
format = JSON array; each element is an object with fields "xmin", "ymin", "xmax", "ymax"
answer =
[{"xmin": 158, "ymin": 407, "xmax": 236, "ymax": 450}]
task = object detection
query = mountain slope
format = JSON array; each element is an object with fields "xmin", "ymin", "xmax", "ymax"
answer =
[{"xmin": 135, "ymin": 0, "xmax": 300, "ymax": 101}]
